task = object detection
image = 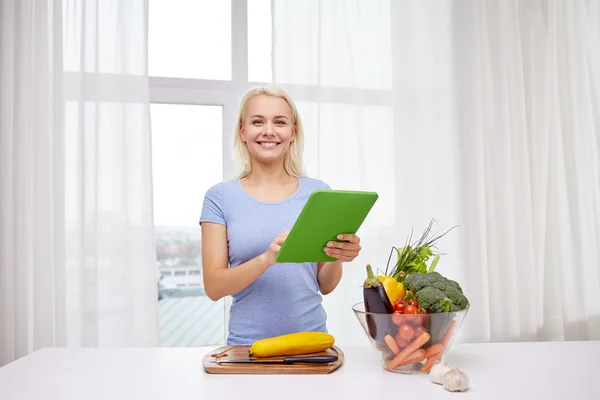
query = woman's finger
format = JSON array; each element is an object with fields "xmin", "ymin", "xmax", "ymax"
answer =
[
  {"xmin": 336, "ymin": 234, "xmax": 360, "ymax": 243},
  {"xmin": 325, "ymin": 248, "xmax": 357, "ymax": 259},
  {"xmin": 276, "ymin": 232, "xmax": 290, "ymax": 245},
  {"xmin": 327, "ymin": 241, "xmax": 360, "ymax": 251}
]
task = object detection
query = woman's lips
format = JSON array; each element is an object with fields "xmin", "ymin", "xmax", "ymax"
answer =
[{"xmin": 256, "ymin": 141, "xmax": 281, "ymax": 149}]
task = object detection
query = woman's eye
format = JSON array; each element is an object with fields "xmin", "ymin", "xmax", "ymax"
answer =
[
  {"xmin": 252, "ymin": 120, "xmax": 263, "ymax": 125},
  {"xmin": 275, "ymin": 121, "xmax": 286, "ymax": 125}
]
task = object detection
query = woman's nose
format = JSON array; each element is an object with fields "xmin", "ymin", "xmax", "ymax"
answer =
[{"xmin": 264, "ymin": 122, "xmax": 275, "ymax": 135}]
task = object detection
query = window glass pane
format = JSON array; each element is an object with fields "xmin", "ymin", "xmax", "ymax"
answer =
[
  {"xmin": 272, "ymin": 0, "xmax": 392, "ymax": 90},
  {"xmin": 248, "ymin": 0, "xmax": 273, "ymax": 82},
  {"xmin": 149, "ymin": 0, "xmax": 231, "ymax": 80},
  {"xmin": 150, "ymin": 104, "xmax": 225, "ymax": 346}
]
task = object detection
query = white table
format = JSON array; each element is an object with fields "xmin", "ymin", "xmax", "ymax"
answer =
[{"xmin": 0, "ymin": 341, "xmax": 598, "ymax": 399}]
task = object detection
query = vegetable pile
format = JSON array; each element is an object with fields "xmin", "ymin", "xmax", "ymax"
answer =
[{"xmin": 361, "ymin": 219, "xmax": 470, "ymax": 375}]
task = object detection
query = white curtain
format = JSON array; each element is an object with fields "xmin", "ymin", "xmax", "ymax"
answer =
[
  {"xmin": 0, "ymin": 0, "xmax": 157, "ymax": 366},
  {"xmin": 272, "ymin": 0, "xmax": 600, "ymax": 345}
]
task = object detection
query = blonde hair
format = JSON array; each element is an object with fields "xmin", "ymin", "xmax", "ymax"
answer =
[{"xmin": 232, "ymin": 85, "xmax": 306, "ymax": 180}]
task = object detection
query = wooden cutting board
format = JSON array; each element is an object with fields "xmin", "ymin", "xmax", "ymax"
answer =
[{"xmin": 203, "ymin": 345, "xmax": 344, "ymax": 374}]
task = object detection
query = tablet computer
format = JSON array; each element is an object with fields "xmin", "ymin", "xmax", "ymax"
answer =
[{"xmin": 275, "ymin": 189, "xmax": 379, "ymax": 263}]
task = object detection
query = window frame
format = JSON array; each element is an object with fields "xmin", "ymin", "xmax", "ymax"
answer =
[{"xmin": 148, "ymin": 0, "xmax": 253, "ymax": 337}]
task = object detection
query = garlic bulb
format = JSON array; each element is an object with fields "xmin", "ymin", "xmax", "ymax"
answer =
[
  {"xmin": 443, "ymin": 368, "xmax": 470, "ymax": 392},
  {"xmin": 430, "ymin": 359, "xmax": 453, "ymax": 385}
]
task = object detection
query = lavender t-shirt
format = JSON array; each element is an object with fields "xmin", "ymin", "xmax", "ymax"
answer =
[{"xmin": 199, "ymin": 177, "xmax": 331, "ymax": 345}]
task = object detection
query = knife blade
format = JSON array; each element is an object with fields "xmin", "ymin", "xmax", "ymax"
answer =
[{"xmin": 216, "ymin": 355, "xmax": 338, "ymax": 364}]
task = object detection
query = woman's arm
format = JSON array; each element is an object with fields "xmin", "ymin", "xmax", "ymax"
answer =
[
  {"xmin": 201, "ymin": 222, "xmax": 270, "ymax": 301},
  {"xmin": 201, "ymin": 223, "xmax": 289, "ymax": 301},
  {"xmin": 317, "ymin": 261, "xmax": 343, "ymax": 295},
  {"xmin": 317, "ymin": 233, "xmax": 362, "ymax": 295}
]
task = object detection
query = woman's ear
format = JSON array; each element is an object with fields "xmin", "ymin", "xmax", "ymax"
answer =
[{"xmin": 240, "ymin": 125, "xmax": 246, "ymax": 143}]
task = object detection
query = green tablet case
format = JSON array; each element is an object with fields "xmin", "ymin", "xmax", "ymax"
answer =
[{"xmin": 275, "ymin": 189, "xmax": 379, "ymax": 263}]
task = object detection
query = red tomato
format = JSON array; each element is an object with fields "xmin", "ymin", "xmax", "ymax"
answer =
[
  {"xmin": 417, "ymin": 310, "xmax": 429, "ymax": 325},
  {"xmin": 392, "ymin": 310, "xmax": 405, "ymax": 326},
  {"xmin": 398, "ymin": 324, "xmax": 415, "ymax": 341},
  {"xmin": 407, "ymin": 299, "xmax": 419, "ymax": 309},
  {"xmin": 409, "ymin": 317, "xmax": 422, "ymax": 328},
  {"xmin": 414, "ymin": 326, "xmax": 427, "ymax": 338},
  {"xmin": 402, "ymin": 305, "xmax": 419, "ymax": 324},
  {"xmin": 394, "ymin": 336, "xmax": 410, "ymax": 348},
  {"xmin": 393, "ymin": 302, "xmax": 405, "ymax": 312},
  {"xmin": 403, "ymin": 305, "xmax": 418, "ymax": 314}
]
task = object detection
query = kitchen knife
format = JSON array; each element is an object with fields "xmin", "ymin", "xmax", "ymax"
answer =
[{"xmin": 216, "ymin": 355, "xmax": 338, "ymax": 364}]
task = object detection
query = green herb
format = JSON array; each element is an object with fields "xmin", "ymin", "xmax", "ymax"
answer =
[{"xmin": 384, "ymin": 219, "xmax": 458, "ymax": 282}]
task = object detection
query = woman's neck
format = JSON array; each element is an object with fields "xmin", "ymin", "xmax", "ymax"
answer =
[
  {"xmin": 244, "ymin": 160, "xmax": 293, "ymax": 185},
  {"xmin": 240, "ymin": 159, "xmax": 299, "ymax": 202}
]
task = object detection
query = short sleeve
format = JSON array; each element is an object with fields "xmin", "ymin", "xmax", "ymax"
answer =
[
  {"xmin": 199, "ymin": 183, "xmax": 226, "ymax": 226},
  {"xmin": 319, "ymin": 180, "xmax": 332, "ymax": 190}
]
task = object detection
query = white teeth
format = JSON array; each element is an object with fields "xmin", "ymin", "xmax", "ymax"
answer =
[{"xmin": 259, "ymin": 142, "xmax": 279, "ymax": 148}]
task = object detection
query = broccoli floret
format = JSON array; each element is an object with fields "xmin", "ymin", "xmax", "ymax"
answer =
[
  {"xmin": 414, "ymin": 286, "xmax": 448, "ymax": 312},
  {"xmin": 445, "ymin": 286, "xmax": 469, "ymax": 310},
  {"xmin": 405, "ymin": 271, "xmax": 442, "ymax": 291},
  {"xmin": 404, "ymin": 272, "xmax": 469, "ymax": 313},
  {"xmin": 447, "ymin": 279, "xmax": 463, "ymax": 292}
]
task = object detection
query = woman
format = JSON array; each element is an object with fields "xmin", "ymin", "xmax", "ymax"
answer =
[{"xmin": 199, "ymin": 85, "xmax": 362, "ymax": 345}]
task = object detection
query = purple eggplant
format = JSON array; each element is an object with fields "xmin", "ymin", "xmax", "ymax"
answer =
[{"xmin": 363, "ymin": 264, "xmax": 395, "ymax": 344}]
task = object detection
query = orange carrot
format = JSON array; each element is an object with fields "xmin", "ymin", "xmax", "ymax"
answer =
[
  {"xmin": 405, "ymin": 347, "xmax": 425, "ymax": 361},
  {"xmin": 420, "ymin": 346, "xmax": 444, "ymax": 372},
  {"xmin": 440, "ymin": 320, "xmax": 457, "ymax": 347},
  {"xmin": 385, "ymin": 334, "xmax": 400, "ymax": 355},
  {"xmin": 393, "ymin": 342, "xmax": 442, "ymax": 369},
  {"xmin": 384, "ymin": 349, "xmax": 424, "ymax": 369},
  {"xmin": 421, "ymin": 354, "xmax": 440, "ymax": 372},
  {"xmin": 423, "ymin": 343, "xmax": 443, "ymax": 358},
  {"xmin": 386, "ymin": 332, "xmax": 430, "ymax": 370},
  {"xmin": 421, "ymin": 320, "xmax": 457, "ymax": 372},
  {"xmin": 397, "ymin": 349, "xmax": 427, "ymax": 367}
]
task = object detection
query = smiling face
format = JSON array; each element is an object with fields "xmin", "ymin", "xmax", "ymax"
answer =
[{"xmin": 240, "ymin": 94, "xmax": 295, "ymax": 166}]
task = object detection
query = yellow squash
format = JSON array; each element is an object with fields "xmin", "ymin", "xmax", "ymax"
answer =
[{"xmin": 248, "ymin": 331, "xmax": 335, "ymax": 357}]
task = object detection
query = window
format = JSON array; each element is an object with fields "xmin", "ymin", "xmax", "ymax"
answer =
[
  {"xmin": 148, "ymin": 0, "xmax": 395, "ymax": 347},
  {"xmin": 149, "ymin": 0, "xmax": 278, "ymax": 348},
  {"xmin": 150, "ymin": 103, "xmax": 225, "ymax": 346},
  {"xmin": 247, "ymin": 0, "xmax": 273, "ymax": 83},
  {"xmin": 148, "ymin": 0, "xmax": 232, "ymax": 80}
]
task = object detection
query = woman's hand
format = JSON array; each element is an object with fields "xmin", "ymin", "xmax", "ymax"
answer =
[
  {"xmin": 324, "ymin": 234, "xmax": 361, "ymax": 262},
  {"xmin": 262, "ymin": 230, "xmax": 290, "ymax": 267}
]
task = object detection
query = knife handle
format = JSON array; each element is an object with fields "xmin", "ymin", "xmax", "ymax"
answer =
[{"xmin": 283, "ymin": 355, "xmax": 338, "ymax": 364}]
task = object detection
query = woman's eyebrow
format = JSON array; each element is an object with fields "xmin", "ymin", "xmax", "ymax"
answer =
[{"xmin": 249, "ymin": 114, "xmax": 289, "ymax": 120}]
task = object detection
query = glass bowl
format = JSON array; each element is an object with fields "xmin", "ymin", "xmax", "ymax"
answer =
[{"xmin": 352, "ymin": 302, "xmax": 469, "ymax": 374}]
